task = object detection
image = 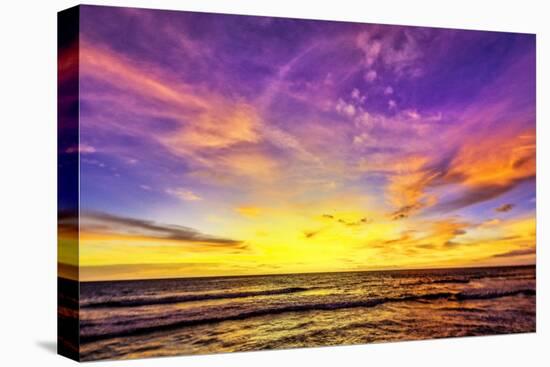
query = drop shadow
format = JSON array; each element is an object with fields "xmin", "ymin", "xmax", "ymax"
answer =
[{"xmin": 36, "ymin": 340, "xmax": 57, "ymax": 354}]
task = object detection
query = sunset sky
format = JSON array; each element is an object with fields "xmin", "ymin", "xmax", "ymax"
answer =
[{"xmin": 59, "ymin": 6, "xmax": 536, "ymax": 281}]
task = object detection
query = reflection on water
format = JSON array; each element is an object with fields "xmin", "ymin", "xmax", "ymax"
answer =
[{"xmin": 63, "ymin": 265, "xmax": 535, "ymax": 361}]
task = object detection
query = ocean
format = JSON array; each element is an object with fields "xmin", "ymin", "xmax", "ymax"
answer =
[{"xmin": 67, "ymin": 265, "xmax": 535, "ymax": 361}]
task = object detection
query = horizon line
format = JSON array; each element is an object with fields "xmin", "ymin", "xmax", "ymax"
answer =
[{"xmin": 61, "ymin": 262, "xmax": 536, "ymax": 283}]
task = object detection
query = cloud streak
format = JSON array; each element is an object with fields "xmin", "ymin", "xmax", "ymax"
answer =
[
  {"xmin": 492, "ymin": 248, "xmax": 536, "ymax": 258},
  {"xmin": 62, "ymin": 211, "xmax": 244, "ymax": 246}
]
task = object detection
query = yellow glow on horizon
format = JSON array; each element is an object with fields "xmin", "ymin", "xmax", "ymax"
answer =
[{"xmin": 63, "ymin": 209, "xmax": 536, "ymax": 281}]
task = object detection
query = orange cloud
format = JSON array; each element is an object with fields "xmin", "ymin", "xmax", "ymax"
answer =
[
  {"xmin": 80, "ymin": 39, "xmax": 207, "ymax": 110},
  {"xmin": 432, "ymin": 127, "xmax": 535, "ymax": 212},
  {"xmin": 363, "ymin": 125, "xmax": 535, "ymax": 218},
  {"xmin": 359, "ymin": 154, "xmax": 438, "ymax": 219},
  {"xmin": 445, "ymin": 128, "xmax": 535, "ymax": 188},
  {"xmin": 80, "ymin": 40, "xmax": 287, "ymax": 185},
  {"xmin": 160, "ymin": 102, "xmax": 261, "ymax": 152}
]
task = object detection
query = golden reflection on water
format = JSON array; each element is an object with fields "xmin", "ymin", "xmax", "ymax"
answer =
[{"xmin": 77, "ymin": 266, "xmax": 536, "ymax": 361}]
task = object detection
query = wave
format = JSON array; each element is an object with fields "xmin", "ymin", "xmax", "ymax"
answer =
[
  {"xmin": 468, "ymin": 273, "xmax": 535, "ymax": 281},
  {"xmin": 455, "ymin": 288, "xmax": 535, "ymax": 300},
  {"xmin": 80, "ymin": 288, "xmax": 535, "ymax": 343},
  {"xmin": 81, "ymin": 287, "xmax": 312, "ymax": 308},
  {"xmin": 431, "ymin": 278, "xmax": 470, "ymax": 284},
  {"xmin": 406, "ymin": 278, "xmax": 470, "ymax": 287},
  {"xmin": 407, "ymin": 274, "xmax": 535, "ymax": 287},
  {"xmin": 80, "ymin": 292, "xmax": 448, "ymax": 342}
]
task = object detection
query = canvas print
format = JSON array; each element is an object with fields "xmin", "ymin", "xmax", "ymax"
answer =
[{"xmin": 58, "ymin": 5, "xmax": 536, "ymax": 362}]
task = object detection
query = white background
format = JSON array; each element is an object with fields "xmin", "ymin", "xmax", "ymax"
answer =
[{"xmin": 0, "ymin": 0, "xmax": 547, "ymax": 365}]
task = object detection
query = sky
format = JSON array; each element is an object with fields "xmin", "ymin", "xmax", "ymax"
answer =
[{"xmin": 58, "ymin": 5, "xmax": 536, "ymax": 281}]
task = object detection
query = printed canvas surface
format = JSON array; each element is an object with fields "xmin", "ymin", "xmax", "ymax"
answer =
[{"xmin": 58, "ymin": 5, "xmax": 536, "ymax": 361}]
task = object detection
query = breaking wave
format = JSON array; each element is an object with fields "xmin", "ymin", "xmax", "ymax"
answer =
[{"xmin": 80, "ymin": 288, "xmax": 534, "ymax": 342}]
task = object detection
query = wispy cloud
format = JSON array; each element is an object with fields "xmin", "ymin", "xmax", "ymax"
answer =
[
  {"xmin": 165, "ymin": 188, "xmax": 202, "ymax": 202},
  {"xmin": 303, "ymin": 229, "xmax": 322, "ymax": 239},
  {"xmin": 356, "ymin": 27, "xmax": 424, "ymax": 78},
  {"xmin": 492, "ymin": 248, "xmax": 536, "ymax": 258},
  {"xmin": 321, "ymin": 213, "xmax": 371, "ymax": 227},
  {"xmin": 70, "ymin": 211, "xmax": 243, "ymax": 246},
  {"xmin": 496, "ymin": 203, "xmax": 515, "ymax": 213}
]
